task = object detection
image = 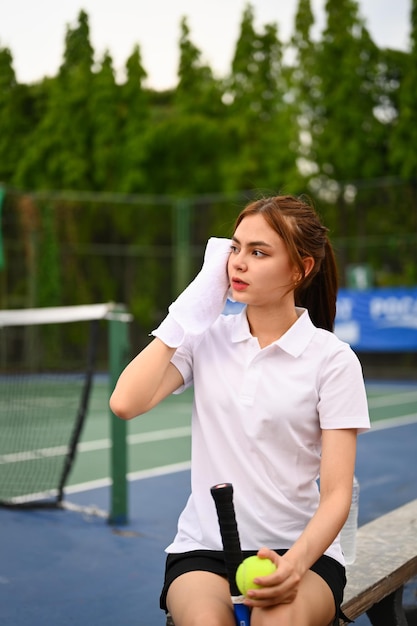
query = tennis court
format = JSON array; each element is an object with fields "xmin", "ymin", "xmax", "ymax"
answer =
[
  {"xmin": 59, "ymin": 378, "xmax": 417, "ymax": 487},
  {"xmin": 1, "ymin": 380, "xmax": 416, "ymax": 625}
]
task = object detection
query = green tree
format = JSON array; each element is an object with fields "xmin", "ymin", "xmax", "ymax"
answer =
[
  {"xmin": 142, "ymin": 18, "xmax": 227, "ymax": 196},
  {"xmin": 306, "ymin": 0, "xmax": 389, "ymax": 258},
  {"xmin": 176, "ymin": 17, "xmax": 224, "ymax": 116},
  {"xmin": 118, "ymin": 45, "xmax": 149, "ymax": 193},
  {"xmin": 289, "ymin": 0, "xmax": 319, "ymax": 179},
  {"xmin": 142, "ymin": 114, "xmax": 226, "ymax": 195},
  {"xmin": 226, "ymin": 3, "xmax": 258, "ymax": 110},
  {"xmin": 390, "ymin": 0, "xmax": 417, "ymax": 180},
  {"xmin": 90, "ymin": 51, "xmax": 120, "ymax": 190},
  {"xmin": 0, "ymin": 46, "xmax": 18, "ymax": 184},
  {"xmin": 312, "ymin": 0, "xmax": 382, "ymax": 182},
  {"xmin": 16, "ymin": 10, "xmax": 95, "ymax": 189},
  {"xmin": 292, "ymin": 0, "xmax": 315, "ymax": 72},
  {"xmin": 0, "ymin": 46, "xmax": 33, "ymax": 185},
  {"xmin": 223, "ymin": 4, "xmax": 299, "ymax": 191},
  {"xmin": 61, "ymin": 9, "xmax": 94, "ymax": 72}
]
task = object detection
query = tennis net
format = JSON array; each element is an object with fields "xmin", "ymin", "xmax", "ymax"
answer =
[{"xmin": 0, "ymin": 303, "xmax": 127, "ymax": 507}]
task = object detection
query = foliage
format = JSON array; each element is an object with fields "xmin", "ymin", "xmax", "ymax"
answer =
[
  {"xmin": 389, "ymin": 0, "xmax": 417, "ymax": 179},
  {"xmin": 0, "ymin": 3, "xmax": 416, "ymax": 331}
]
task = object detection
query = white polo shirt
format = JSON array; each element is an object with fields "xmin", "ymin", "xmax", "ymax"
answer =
[{"xmin": 167, "ymin": 307, "xmax": 370, "ymax": 564}]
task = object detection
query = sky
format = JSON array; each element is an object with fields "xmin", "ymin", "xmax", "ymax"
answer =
[{"xmin": 0, "ymin": 0, "xmax": 412, "ymax": 90}]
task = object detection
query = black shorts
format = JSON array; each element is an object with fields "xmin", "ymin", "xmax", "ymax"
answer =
[{"xmin": 160, "ymin": 549, "xmax": 350, "ymax": 625}]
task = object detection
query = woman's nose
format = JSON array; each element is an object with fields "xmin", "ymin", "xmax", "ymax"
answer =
[{"xmin": 231, "ymin": 252, "xmax": 247, "ymax": 271}]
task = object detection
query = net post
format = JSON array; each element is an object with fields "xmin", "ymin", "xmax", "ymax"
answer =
[{"xmin": 108, "ymin": 304, "xmax": 131, "ymax": 525}]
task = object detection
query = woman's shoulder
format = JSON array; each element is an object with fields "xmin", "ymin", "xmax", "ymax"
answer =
[
  {"xmin": 313, "ymin": 325, "xmax": 360, "ymax": 361},
  {"xmin": 298, "ymin": 309, "xmax": 356, "ymax": 357},
  {"xmin": 310, "ymin": 330, "xmax": 366, "ymax": 385}
]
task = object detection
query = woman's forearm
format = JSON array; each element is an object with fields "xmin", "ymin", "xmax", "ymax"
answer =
[
  {"xmin": 109, "ymin": 338, "xmax": 182, "ymax": 420},
  {"xmin": 284, "ymin": 486, "xmax": 351, "ymax": 576}
]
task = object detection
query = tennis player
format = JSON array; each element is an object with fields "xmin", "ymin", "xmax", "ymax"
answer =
[{"xmin": 110, "ymin": 195, "xmax": 370, "ymax": 626}]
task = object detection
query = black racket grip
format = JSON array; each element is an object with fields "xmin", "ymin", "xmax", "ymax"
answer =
[{"xmin": 211, "ymin": 483, "xmax": 242, "ymax": 596}]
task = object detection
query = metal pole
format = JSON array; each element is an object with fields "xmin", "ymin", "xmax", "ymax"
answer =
[{"xmin": 108, "ymin": 305, "xmax": 131, "ymax": 525}]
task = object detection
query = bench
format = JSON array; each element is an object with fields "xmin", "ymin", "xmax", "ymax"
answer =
[{"xmin": 166, "ymin": 498, "xmax": 417, "ymax": 626}]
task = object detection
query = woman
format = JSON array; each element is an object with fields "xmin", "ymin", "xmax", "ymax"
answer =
[{"xmin": 110, "ymin": 195, "xmax": 370, "ymax": 626}]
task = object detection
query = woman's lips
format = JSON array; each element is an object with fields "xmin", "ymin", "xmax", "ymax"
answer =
[{"xmin": 231, "ymin": 277, "xmax": 249, "ymax": 291}]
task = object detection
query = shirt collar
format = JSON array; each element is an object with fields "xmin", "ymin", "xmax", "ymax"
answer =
[
  {"xmin": 230, "ymin": 307, "xmax": 316, "ymax": 357},
  {"xmin": 230, "ymin": 308, "xmax": 253, "ymax": 343},
  {"xmin": 275, "ymin": 308, "xmax": 316, "ymax": 357}
]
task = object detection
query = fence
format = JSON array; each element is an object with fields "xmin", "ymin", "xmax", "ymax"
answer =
[{"xmin": 1, "ymin": 185, "xmax": 416, "ymax": 354}]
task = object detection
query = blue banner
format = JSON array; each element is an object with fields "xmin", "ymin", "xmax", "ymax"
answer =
[{"xmin": 335, "ymin": 287, "xmax": 417, "ymax": 351}]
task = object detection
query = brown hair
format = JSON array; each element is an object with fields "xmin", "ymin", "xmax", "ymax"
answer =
[{"xmin": 233, "ymin": 195, "xmax": 338, "ymax": 331}]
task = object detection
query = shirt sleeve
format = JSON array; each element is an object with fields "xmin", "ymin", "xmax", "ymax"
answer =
[
  {"xmin": 318, "ymin": 342, "xmax": 370, "ymax": 433},
  {"xmin": 170, "ymin": 334, "xmax": 195, "ymax": 394}
]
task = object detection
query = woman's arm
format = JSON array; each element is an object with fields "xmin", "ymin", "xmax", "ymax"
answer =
[
  {"xmin": 284, "ymin": 427, "xmax": 357, "ymax": 567},
  {"xmin": 110, "ymin": 238, "xmax": 231, "ymax": 420},
  {"xmin": 246, "ymin": 428, "xmax": 357, "ymax": 606},
  {"xmin": 109, "ymin": 338, "xmax": 184, "ymax": 420}
]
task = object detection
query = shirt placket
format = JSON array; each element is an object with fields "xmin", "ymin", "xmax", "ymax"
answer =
[{"xmin": 239, "ymin": 342, "xmax": 263, "ymax": 406}]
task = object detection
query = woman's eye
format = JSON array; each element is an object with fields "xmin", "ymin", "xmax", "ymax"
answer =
[
  {"xmin": 253, "ymin": 249, "xmax": 266, "ymax": 257},
  {"xmin": 230, "ymin": 245, "xmax": 239, "ymax": 253}
]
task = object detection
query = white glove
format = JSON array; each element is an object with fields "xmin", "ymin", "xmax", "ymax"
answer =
[{"xmin": 151, "ymin": 237, "xmax": 231, "ymax": 347}]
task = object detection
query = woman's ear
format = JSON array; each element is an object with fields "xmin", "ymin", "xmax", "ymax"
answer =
[
  {"xmin": 303, "ymin": 256, "xmax": 315, "ymax": 278},
  {"xmin": 292, "ymin": 257, "xmax": 315, "ymax": 286}
]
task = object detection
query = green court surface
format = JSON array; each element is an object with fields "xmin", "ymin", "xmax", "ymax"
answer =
[
  {"xmin": 68, "ymin": 379, "xmax": 417, "ymax": 490},
  {"xmin": 68, "ymin": 382, "xmax": 194, "ymax": 488}
]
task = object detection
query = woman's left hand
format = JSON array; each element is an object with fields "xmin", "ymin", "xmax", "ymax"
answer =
[{"xmin": 242, "ymin": 547, "xmax": 302, "ymax": 608}]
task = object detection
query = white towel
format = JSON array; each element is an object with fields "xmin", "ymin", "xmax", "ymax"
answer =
[{"xmin": 152, "ymin": 237, "xmax": 231, "ymax": 347}]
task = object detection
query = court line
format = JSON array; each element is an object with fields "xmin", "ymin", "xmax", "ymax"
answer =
[
  {"xmin": 3, "ymin": 394, "xmax": 417, "ymax": 465},
  {"xmin": 0, "ymin": 426, "xmax": 192, "ymax": 465},
  {"xmin": 65, "ymin": 414, "xmax": 417, "ymax": 495},
  {"xmin": 63, "ymin": 461, "xmax": 192, "ymax": 495},
  {"xmin": 127, "ymin": 460, "xmax": 191, "ymax": 481},
  {"xmin": 63, "ymin": 416, "xmax": 417, "ymax": 496},
  {"xmin": 365, "ymin": 413, "xmax": 417, "ymax": 430},
  {"xmin": 8, "ymin": 415, "xmax": 417, "ymax": 503},
  {"xmin": 1, "ymin": 385, "xmax": 414, "ymax": 464},
  {"xmin": 367, "ymin": 390, "xmax": 417, "ymax": 409}
]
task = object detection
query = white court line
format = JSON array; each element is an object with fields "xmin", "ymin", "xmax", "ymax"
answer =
[
  {"xmin": 63, "ymin": 460, "xmax": 192, "ymax": 495},
  {"xmin": 367, "ymin": 390, "xmax": 417, "ymax": 409},
  {"xmin": 365, "ymin": 413, "xmax": 417, "ymax": 431},
  {"xmin": 127, "ymin": 460, "xmax": 191, "ymax": 481},
  {"xmin": 2, "ymin": 393, "xmax": 415, "ymax": 466},
  {"xmin": 0, "ymin": 426, "xmax": 191, "ymax": 465},
  {"xmin": 67, "ymin": 414, "xmax": 417, "ymax": 492},
  {"xmin": 62, "ymin": 417, "xmax": 417, "ymax": 497},
  {"xmin": 8, "ymin": 415, "xmax": 417, "ymax": 504},
  {"xmin": 3, "ymin": 461, "xmax": 192, "ymax": 507},
  {"xmin": 63, "ymin": 415, "xmax": 417, "ymax": 496}
]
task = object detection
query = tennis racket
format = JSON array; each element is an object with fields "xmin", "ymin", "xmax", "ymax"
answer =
[{"xmin": 211, "ymin": 483, "xmax": 251, "ymax": 626}]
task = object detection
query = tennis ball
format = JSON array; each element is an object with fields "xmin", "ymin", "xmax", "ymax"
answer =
[{"xmin": 236, "ymin": 555, "xmax": 277, "ymax": 596}]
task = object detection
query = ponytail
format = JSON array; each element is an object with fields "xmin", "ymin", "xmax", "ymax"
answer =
[{"xmin": 295, "ymin": 239, "xmax": 338, "ymax": 331}]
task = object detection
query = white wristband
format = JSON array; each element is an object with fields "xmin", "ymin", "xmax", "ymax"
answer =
[{"xmin": 150, "ymin": 314, "xmax": 185, "ymax": 348}]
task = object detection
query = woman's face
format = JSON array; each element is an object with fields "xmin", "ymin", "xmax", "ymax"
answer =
[{"xmin": 228, "ymin": 213, "xmax": 298, "ymax": 308}]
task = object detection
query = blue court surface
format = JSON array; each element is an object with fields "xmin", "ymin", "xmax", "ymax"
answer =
[{"xmin": 1, "ymin": 397, "xmax": 417, "ymax": 625}]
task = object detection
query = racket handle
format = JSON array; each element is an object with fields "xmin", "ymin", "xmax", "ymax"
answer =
[{"xmin": 211, "ymin": 483, "xmax": 243, "ymax": 596}]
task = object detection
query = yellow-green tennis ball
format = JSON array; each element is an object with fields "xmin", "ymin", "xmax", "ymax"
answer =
[{"xmin": 236, "ymin": 556, "xmax": 277, "ymax": 596}]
